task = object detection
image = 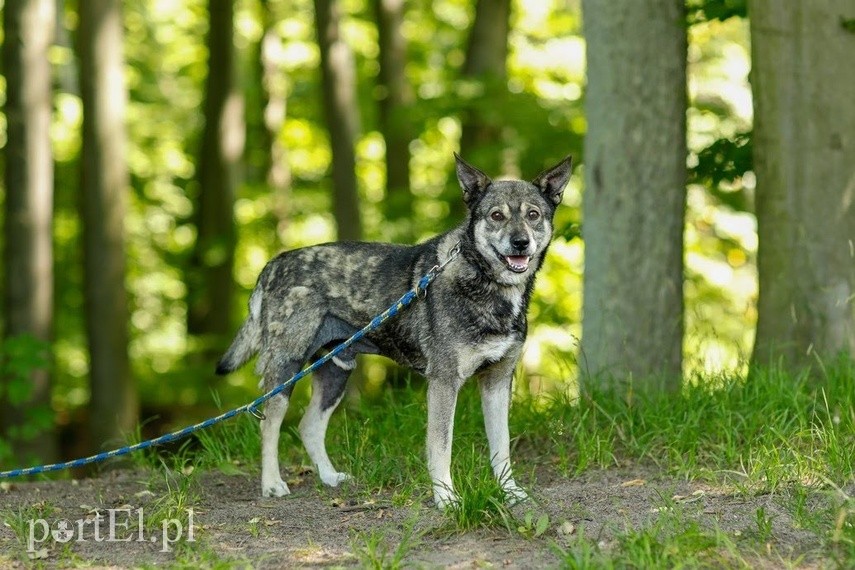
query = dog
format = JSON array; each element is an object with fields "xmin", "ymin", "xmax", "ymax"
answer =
[{"xmin": 216, "ymin": 153, "xmax": 572, "ymax": 508}]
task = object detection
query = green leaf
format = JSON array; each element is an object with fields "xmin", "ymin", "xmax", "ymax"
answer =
[{"xmin": 535, "ymin": 513, "xmax": 549, "ymax": 537}]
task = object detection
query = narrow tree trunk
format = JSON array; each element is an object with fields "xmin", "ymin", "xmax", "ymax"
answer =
[
  {"xmin": 750, "ymin": 0, "xmax": 855, "ymax": 369},
  {"xmin": 258, "ymin": 0, "xmax": 291, "ymax": 239},
  {"xmin": 1, "ymin": 0, "xmax": 57, "ymax": 463},
  {"xmin": 459, "ymin": 0, "xmax": 511, "ymax": 164},
  {"xmin": 77, "ymin": 0, "xmax": 138, "ymax": 449},
  {"xmin": 373, "ymin": 0, "xmax": 413, "ymax": 239},
  {"xmin": 188, "ymin": 0, "xmax": 244, "ymax": 341},
  {"xmin": 580, "ymin": 0, "xmax": 687, "ymax": 392},
  {"xmin": 313, "ymin": 0, "xmax": 363, "ymax": 241}
]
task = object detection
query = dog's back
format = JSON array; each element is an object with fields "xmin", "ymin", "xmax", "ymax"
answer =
[{"xmin": 216, "ymin": 239, "xmax": 441, "ymax": 378}]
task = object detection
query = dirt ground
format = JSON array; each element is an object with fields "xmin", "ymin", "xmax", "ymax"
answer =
[{"xmin": 0, "ymin": 465, "xmax": 833, "ymax": 568}]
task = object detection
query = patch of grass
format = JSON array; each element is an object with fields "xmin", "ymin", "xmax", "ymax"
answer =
[
  {"xmin": 512, "ymin": 357, "xmax": 855, "ymax": 491},
  {"xmin": 145, "ymin": 467, "xmax": 200, "ymax": 537},
  {"xmin": 1, "ymin": 501, "xmax": 56, "ymax": 559},
  {"xmin": 554, "ymin": 508, "xmax": 746, "ymax": 569},
  {"xmin": 831, "ymin": 495, "xmax": 855, "ymax": 567},
  {"xmin": 333, "ymin": 385, "xmax": 428, "ymax": 499},
  {"xmin": 349, "ymin": 516, "xmax": 420, "ymax": 570},
  {"xmin": 441, "ymin": 450, "xmax": 515, "ymax": 534},
  {"xmin": 195, "ymin": 412, "xmax": 264, "ymax": 473}
]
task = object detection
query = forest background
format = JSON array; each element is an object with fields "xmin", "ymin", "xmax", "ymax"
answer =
[{"xmin": 1, "ymin": 0, "xmax": 853, "ymax": 468}]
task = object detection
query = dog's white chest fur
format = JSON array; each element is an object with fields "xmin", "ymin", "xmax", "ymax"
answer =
[{"xmin": 456, "ymin": 336, "xmax": 517, "ymax": 379}]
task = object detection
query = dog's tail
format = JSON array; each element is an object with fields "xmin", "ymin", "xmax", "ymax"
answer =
[{"xmin": 216, "ymin": 288, "xmax": 263, "ymax": 375}]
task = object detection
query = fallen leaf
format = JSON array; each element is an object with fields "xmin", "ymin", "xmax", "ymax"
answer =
[
  {"xmin": 672, "ymin": 490, "xmax": 706, "ymax": 503},
  {"xmin": 28, "ymin": 548, "xmax": 49, "ymax": 560},
  {"xmin": 558, "ymin": 521, "xmax": 576, "ymax": 536},
  {"xmin": 620, "ymin": 478, "xmax": 646, "ymax": 487}
]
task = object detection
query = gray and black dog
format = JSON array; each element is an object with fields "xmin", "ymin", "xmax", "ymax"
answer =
[{"xmin": 216, "ymin": 153, "xmax": 572, "ymax": 508}]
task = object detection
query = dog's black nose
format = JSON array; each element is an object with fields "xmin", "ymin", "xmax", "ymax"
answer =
[{"xmin": 511, "ymin": 235, "xmax": 530, "ymax": 251}]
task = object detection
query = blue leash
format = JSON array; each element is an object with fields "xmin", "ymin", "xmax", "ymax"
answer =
[{"xmin": 0, "ymin": 242, "xmax": 461, "ymax": 480}]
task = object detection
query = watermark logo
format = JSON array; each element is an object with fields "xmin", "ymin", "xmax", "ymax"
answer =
[{"xmin": 27, "ymin": 507, "xmax": 195, "ymax": 553}]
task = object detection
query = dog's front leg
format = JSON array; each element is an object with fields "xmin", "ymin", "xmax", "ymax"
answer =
[
  {"xmin": 426, "ymin": 379, "xmax": 460, "ymax": 508},
  {"xmin": 480, "ymin": 359, "xmax": 529, "ymax": 505}
]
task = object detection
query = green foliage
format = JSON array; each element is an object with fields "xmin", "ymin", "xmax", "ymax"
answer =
[
  {"xmin": 0, "ymin": 335, "xmax": 54, "ymax": 464},
  {"xmin": 690, "ymin": 130, "xmax": 752, "ymax": 212},
  {"xmin": 517, "ymin": 510, "xmax": 550, "ymax": 539},
  {"xmin": 349, "ymin": 515, "xmax": 421, "ymax": 569},
  {"xmin": 1, "ymin": 0, "xmax": 766, "ymax": 446},
  {"xmin": 687, "ymin": 0, "xmax": 748, "ymax": 25},
  {"xmin": 0, "ymin": 334, "xmax": 50, "ymax": 405}
]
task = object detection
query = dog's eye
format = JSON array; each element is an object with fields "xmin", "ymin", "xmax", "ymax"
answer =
[
  {"xmin": 527, "ymin": 209, "xmax": 541, "ymax": 221},
  {"xmin": 490, "ymin": 211, "xmax": 505, "ymax": 222}
]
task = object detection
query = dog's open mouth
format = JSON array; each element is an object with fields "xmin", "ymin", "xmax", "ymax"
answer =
[{"xmin": 504, "ymin": 255, "xmax": 530, "ymax": 273}]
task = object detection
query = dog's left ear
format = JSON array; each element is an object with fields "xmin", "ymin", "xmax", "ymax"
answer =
[
  {"xmin": 455, "ymin": 153, "xmax": 492, "ymax": 205},
  {"xmin": 532, "ymin": 156, "xmax": 573, "ymax": 206}
]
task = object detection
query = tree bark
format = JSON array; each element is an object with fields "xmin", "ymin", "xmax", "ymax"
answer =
[
  {"xmin": 187, "ymin": 0, "xmax": 244, "ymax": 341},
  {"xmin": 458, "ymin": 0, "xmax": 511, "ymax": 170},
  {"xmin": 580, "ymin": 0, "xmax": 687, "ymax": 392},
  {"xmin": 258, "ymin": 0, "xmax": 292, "ymax": 239},
  {"xmin": 750, "ymin": 0, "xmax": 855, "ymax": 369},
  {"xmin": 77, "ymin": 0, "xmax": 138, "ymax": 449},
  {"xmin": 373, "ymin": 0, "xmax": 414, "ymax": 239},
  {"xmin": 313, "ymin": 0, "xmax": 363, "ymax": 241},
  {"xmin": 1, "ymin": 0, "xmax": 57, "ymax": 463}
]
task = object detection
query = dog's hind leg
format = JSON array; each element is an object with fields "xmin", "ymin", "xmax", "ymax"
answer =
[
  {"xmin": 299, "ymin": 360, "xmax": 352, "ymax": 487},
  {"xmin": 259, "ymin": 360, "xmax": 300, "ymax": 498}
]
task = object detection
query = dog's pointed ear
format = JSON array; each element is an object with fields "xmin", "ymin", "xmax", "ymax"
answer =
[
  {"xmin": 455, "ymin": 153, "xmax": 492, "ymax": 204},
  {"xmin": 532, "ymin": 156, "xmax": 573, "ymax": 206}
]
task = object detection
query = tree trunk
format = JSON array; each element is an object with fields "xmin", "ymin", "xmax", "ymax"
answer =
[
  {"xmin": 77, "ymin": 0, "xmax": 138, "ymax": 449},
  {"xmin": 459, "ymin": 0, "xmax": 511, "ymax": 166},
  {"xmin": 750, "ymin": 0, "xmax": 855, "ymax": 370},
  {"xmin": 187, "ymin": 0, "xmax": 244, "ymax": 341},
  {"xmin": 1, "ymin": 0, "xmax": 57, "ymax": 463},
  {"xmin": 258, "ymin": 0, "xmax": 292, "ymax": 240},
  {"xmin": 313, "ymin": 0, "xmax": 363, "ymax": 241},
  {"xmin": 580, "ymin": 0, "xmax": 687, "ymax": 392},
  {"xmin": 373, "ymin": 0, "xmax": 414, "ymax": 240}
]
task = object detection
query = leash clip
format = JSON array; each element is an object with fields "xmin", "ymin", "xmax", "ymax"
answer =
[
  {"xmin": 247, "ymin": 406, "xmax": 266, "ymax": 421},
  {"xmin": 418, "ymin": 241, "xmax": 461, "ymax": 299}
]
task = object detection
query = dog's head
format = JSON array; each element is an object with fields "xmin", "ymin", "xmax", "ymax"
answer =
[{"xmin": 455, "ymin": 154, "xmax": 572, "ymax": 285}]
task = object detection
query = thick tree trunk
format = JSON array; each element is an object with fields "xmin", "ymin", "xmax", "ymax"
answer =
[
  {"xmin": 373, "ymin": 0, "xmax": 414, "ymax": 239},
  {"xmin": 188, "ymin": 0, "xmax": 244, "ymax": 341},
  {"xmin": 77, "ymin": 0, "xmax": 138, "ymax": 449},
  {"xmin": 1, "ymin": 0, "xmax": 57, "ymax": 463},
  {"xmin": 750, "ymin": 0, "xmax": 855, "ymax": 369},
  {"xmin": 580, "ymin": 0, "xmax": 687, "ymax": 392},
  {"xmin": 313, "ymin": 0, "xmax": 363, "ymax": 241}
]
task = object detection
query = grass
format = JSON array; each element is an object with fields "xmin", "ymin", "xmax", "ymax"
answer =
[
  {"xmin": 7, "ymin": 359, "xmax": 850, "ymax": 567},
  {"xmin": 511, "ymin": 358, "xmax": 854, "ymax": 490},
  {"xmin": 349, "ymin": 514, "xmax": 421, "ymax": 569}
]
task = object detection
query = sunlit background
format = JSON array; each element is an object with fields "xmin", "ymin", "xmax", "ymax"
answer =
[{"xmin": 3, "ymin": 0, "xmax": 758, "ymax": 421}]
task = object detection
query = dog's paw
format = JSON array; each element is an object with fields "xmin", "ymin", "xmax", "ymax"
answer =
[
  {"xmin": 320, "ymin": 471, "xmax": 352, "ymax": 487},
  {"xmin": 261, "ymin": 478, "xmax": 291, "ymax": 498},
  {"xmin": 502, "ymin": 483, "xmax": 530, "ymax": 506},
  {"xmin": 433, "ymin": 488, "xmax": 460, "ymax": 510}
]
